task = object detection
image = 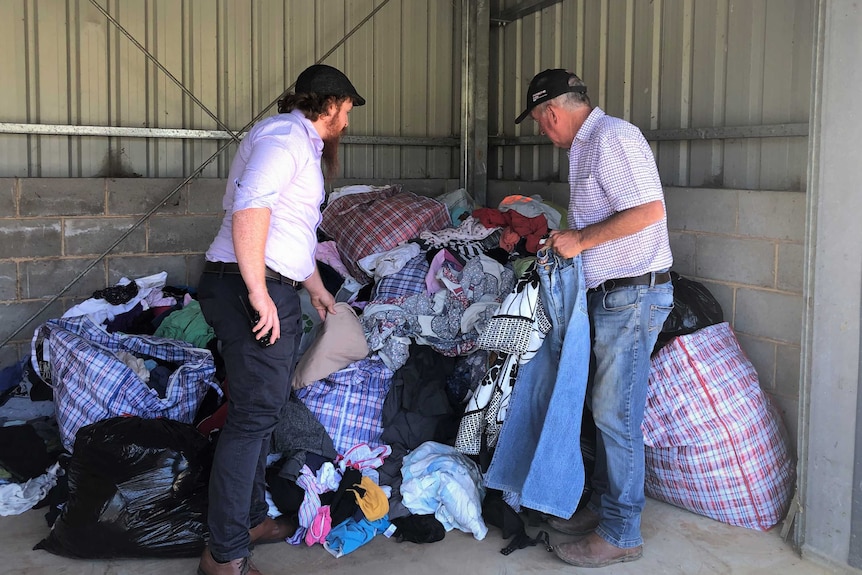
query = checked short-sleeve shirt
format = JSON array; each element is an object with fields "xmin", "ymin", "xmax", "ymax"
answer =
[{"xmin": 567, "ymin": 107, "xmax": 673, "ymax": 289}]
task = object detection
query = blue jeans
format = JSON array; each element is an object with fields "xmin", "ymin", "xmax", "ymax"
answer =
[
  {"xmin": 197, "ymin": 271, "xmax": 301, "ymax": 562},
  {"xmin": 587, "ymin": 278, "xmax": 673, "ymax": 548},
  {"xmin": 483, "ymin": 252, "xmax": 590, "ymax": 518}
]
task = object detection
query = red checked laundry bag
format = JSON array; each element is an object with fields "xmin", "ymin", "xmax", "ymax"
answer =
[{"xmin": 642, "ymin": 322, "xmax": 795, "ymax": 530}]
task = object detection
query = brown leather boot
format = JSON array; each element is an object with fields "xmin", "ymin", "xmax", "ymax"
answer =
[
  {"xmin": 546, "ymin": 506, "xmax": 600, "ymax": 536},
  {"xmin": 554, "ymin": 531, "xmax": 643, "ymax": 568},
  {"xmin": 197, "ymin": 547, "xmax": 262, "ymax": 575},
  {"xmin": 248, "ymin": 516, "xmax": 297, "ymax": 545}
]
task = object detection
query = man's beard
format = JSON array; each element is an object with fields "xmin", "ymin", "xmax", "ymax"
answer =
[{"xmin": 321, "ymin": 117, "xmax": 344, "ymax": 179}]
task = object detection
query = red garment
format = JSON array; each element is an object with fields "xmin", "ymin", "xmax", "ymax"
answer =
[{"xmin": 472, "ymin": 208, "xmax": 549, "ymax": 253}]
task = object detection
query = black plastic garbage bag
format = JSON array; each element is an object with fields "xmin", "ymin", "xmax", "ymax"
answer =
[
  {"xmin": 654, "ymin": 272, "xmax": 724, "ymax": 353},
  {"xmin": 35, "ymin": 416, "xmax": 212, "ymax": 558}
]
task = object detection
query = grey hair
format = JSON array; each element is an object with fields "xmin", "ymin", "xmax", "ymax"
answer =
[{"xmin": 536, "ymin": 90, "xmax": 591, "ymax": 118}]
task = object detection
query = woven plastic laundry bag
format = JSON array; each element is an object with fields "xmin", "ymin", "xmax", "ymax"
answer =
[
  {"xmin": 33, "ymin": 315, "xmax": 219, "ymax": 452},
  {"xmin": 642, "ymin": 322, "xmax": 795, "ymax": 530}
]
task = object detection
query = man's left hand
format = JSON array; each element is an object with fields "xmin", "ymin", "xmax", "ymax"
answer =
[
  {"xmin": 547, "ymin": 229, "xmax": 584, "ymax": 258},
  {"xmin": 309, "ymin": 289, "xmax": 337, "ymax": 321}
]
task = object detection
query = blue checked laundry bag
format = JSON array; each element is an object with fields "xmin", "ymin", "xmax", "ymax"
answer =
[
  {"xmin": 32, "ymin": 315, "xmax": 220, "ymax": 452},
  {"xmin": 643, "ymin": 322, "xmax": 795, "ymax": 530}
]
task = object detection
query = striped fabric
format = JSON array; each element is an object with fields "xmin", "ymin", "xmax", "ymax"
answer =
[
  {"xmin": 319, "ymin": 185, "xmax": 451, "ymax": 282},
  {"xmin": 643, "ymin": 322, "xmax": 795, "ymax": 530},
  {"xmin": 295, "ymin": 358, "xmax": 394, "ymax": 455},
  {"xmin": 35, "ymin": 315, "xmax": 219, "ymax": 452}
]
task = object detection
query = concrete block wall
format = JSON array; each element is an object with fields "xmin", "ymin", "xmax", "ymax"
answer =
[
  {"xmin": 664, "ymin": 187, "xmax": 805, "ymax": 450},
  {"xmin": 0, "ymin": 177, "xmax": 460, "ymax": 368},
  {"xmin": 487, "ymin": 182, "xmax": 805, "ymax": 451},
  {"xmin": 0, "ymin": 177, "xmax": 227, "ymax": 366}
]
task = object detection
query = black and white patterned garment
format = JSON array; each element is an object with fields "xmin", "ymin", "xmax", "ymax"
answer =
[
  {"xmin": 454, "ymin": 264, "xmax": 550, "ymax": 456},
  {"xmin": 455, "ymin": 351, "xmax": 520, "ymax": 456},
  {"xmin": 418, "ymin": 216, "xmax": 503, "ymax": 261}
]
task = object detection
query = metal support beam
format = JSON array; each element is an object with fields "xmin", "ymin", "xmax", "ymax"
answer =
[
  {"xmin": 88, "ymin": 0, "xmax": 241, "ymax": 144},
  {"xmin": 460, "ymin": 0, "xmax": 490, "ymax": 206},
  {"xmin": 492, "ymin": 0, "xmax": 565, "ymax": 25},
  {"xmin": 489, "ymin": 122, "xmax": 809, "ymax": 146},
  {"xmin": 0, "ymin": 122, "xmax": 458, "ymax": 147}
]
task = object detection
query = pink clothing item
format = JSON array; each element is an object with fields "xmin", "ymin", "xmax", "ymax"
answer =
[
  {"xmin": 297, "ymin": 464, "xmax": 336, "ymax": 531},
  {"xmin": 205, "ymin": 110, "xmax": 325, "ymax": 282},
  {"xmin": 305, "ymin": 505, "xmax": 332, "ymax": 546},
  {"xmin": 316, "ymin": 240, "xmax": 353, "ymax": 279},
  {"xmin": 425, "ymin": 249, "xmax": 464, "ymax": 295},
  {"xmin": 337, "ymin": 443, "xmax": 393, "ymax": 483}
]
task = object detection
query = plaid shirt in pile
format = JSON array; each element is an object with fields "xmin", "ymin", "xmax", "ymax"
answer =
[
  {"xmin": 295, "ymin": 357, "xmax": 394, "ymax": 455},
  {"xmin": 319, "ymin": 185, "xmax": 451, "ymax": 282}
]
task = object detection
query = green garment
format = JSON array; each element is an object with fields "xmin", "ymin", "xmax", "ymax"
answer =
[{"xmin": 153, "ymin": 300, "xmax": 216, "ymax": 349}]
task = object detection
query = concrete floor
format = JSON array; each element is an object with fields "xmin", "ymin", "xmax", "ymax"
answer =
[{"xmin": 3, "ymin": 497, "xmax": 841, "ymax": 575}]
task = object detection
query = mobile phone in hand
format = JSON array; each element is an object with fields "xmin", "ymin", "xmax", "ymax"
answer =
[{"xmin": 239, "ymin": 296, "xmax": 273, "ymax": 348}]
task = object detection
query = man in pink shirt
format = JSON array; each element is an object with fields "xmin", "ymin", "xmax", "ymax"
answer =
[{"xmin": 197, "ymin": 64, "xmax": 364, "ymax": 575}]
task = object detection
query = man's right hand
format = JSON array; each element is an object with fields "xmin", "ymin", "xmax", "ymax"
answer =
[{"xmin": 248, "ymin": 288, "xmax": 280, "ymax": 344}]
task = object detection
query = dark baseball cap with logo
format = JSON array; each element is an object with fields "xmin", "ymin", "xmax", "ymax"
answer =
[
  {"xmin": 514, "ymin": 69, "xmax": 587, "ymax": 124},
  {"xmin": 295, "ymin": 64, "xmax": 366, "ymax": 106}
]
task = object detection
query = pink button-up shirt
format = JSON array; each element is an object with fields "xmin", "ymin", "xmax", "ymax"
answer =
[{"xmin": 206, "ymin": 110, "xmax": 325, "ymax": 282}]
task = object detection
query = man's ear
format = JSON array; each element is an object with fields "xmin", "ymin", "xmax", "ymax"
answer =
[{"xmin": 323, "ymin": 100, "xmax": 342, "ymax": 118}]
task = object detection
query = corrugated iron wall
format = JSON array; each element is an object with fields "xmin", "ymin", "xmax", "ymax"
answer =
[
  {"xmin": 490, "ymin": 0, "xmax": 813, "ymax": 191},
  {"xmin": 1, "ymin": 0, "xmax": 813, "ymax": 190},
  {"xmin": 0, "ymin": 0, "xmax": 459, "ymax": 180}
]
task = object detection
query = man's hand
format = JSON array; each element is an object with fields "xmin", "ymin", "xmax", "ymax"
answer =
[
  {"xmin": 309, "ymin": 288, "xmax": 337, "ymax": 322},
  {"xmin": 547, "ymin": 229, "xmax": 584, "ymax": 259},
  {"xmin": 248, "ymin": 288, "xmax": 280, "ymax": 344}
]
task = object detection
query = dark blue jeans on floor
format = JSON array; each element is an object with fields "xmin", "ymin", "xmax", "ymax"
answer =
[{"xmin": 197, "ymin": 271, "xmax": 301, "ymax": 562}]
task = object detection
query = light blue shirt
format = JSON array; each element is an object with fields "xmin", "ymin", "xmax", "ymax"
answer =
[{"xmin": 206, "ymin": 110, "xmax": 325, "ymax": 282}]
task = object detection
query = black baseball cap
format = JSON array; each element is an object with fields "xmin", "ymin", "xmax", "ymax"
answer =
[
  {"xmin": 514, "ymin": 69, "xmax": 587, "ymax": 124},
  {"xmin": 295, "ymin": 64, "xmax": 366, "ymax": 106}
]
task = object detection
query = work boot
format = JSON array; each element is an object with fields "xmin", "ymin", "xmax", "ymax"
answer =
[
  {"xmin": 546, "ymin": 506, "xmax": 600, "ymax": 536},
  {"xmin": 197, "ymin": 547, "xmax": 262, "ymax": 575},
  {"xmin": 554, "ymin": 531, "xmax": 643, "ymax": 568},
  {"xmin": 249, "ymin": 516, "xmax": 296, "ymax": 545}
]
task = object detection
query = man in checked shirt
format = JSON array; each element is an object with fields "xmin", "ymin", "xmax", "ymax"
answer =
[{"xmin": 515, "ymin": 69, "xmax": 674, "ymax": 568}]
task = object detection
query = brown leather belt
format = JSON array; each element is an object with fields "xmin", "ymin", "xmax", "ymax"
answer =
[
  {"xmin": 588, "ymin": 271, "xmax": 672, "ymax": 294},
  {"xmin": 203, "ymin": 261, "xmax": 301, "ymax": 289}
]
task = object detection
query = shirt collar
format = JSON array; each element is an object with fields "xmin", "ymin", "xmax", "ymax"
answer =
[
  {"xmin": 575, "ymin": 106, "xmax": 605, "ymax": 143},
  {"xmin": 290, "ymin": 109, "xmax": 324, "ymax": 156}
]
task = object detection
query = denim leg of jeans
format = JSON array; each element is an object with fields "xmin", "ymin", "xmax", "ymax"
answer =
[
  {"xmin": 197, "ymin": 272, "xmax": 300, "ymax": 562},
  {"xmin": 483, "ymin": 254, "xmax": 590, "ymax": 518},
  {"xmin": 586, "ymin": 282, "xmax": 673, "ymax": 549}
]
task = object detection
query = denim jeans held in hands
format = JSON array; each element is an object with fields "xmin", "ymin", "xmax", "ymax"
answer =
[
  {"xmin": 587, "ymin": 280, "xmax": 673, "ymax": 549},
  {"xmin": 483, "ymin": 251, "xmax": 591, "ymax": 518}
]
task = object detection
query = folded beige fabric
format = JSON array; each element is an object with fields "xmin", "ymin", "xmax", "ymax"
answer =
[{"xmin": 291, "ymin": 302, "xmax": 369, "ymax": 389}]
